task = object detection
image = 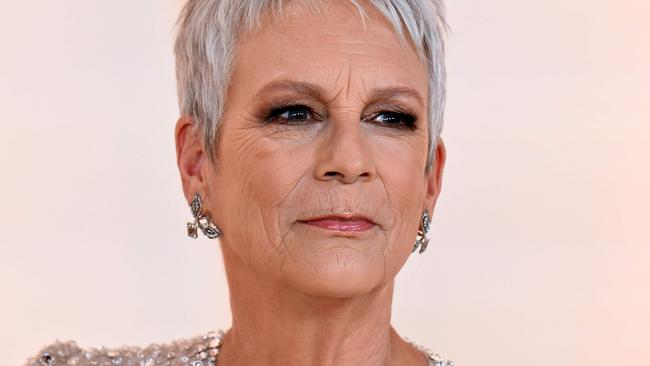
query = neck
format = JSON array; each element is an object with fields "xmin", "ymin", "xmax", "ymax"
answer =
[{"xmin": 217, "ymin": 245, "xmax": 421, "ymax": 366}]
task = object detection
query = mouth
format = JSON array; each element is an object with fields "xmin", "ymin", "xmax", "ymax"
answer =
[{"xmin": 297, "ymin": 215, "xmax": 376, "ymax": 232}]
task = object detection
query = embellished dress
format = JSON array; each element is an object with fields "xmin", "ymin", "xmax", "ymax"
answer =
[{"xmin": 24, "ymin": 329, "xmax": 454, "ymax": 366}]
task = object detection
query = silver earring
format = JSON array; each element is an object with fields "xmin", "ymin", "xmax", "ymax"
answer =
[
  {"xmin": 187, "ymin": 193, "xmax": 223, "ymax": 239},
  {"xmin": 412, "ymin": 210, "xmax": 431, "ymax": 254}
]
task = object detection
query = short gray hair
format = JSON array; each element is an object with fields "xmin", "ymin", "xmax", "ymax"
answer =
[{"xmin": 174, "ymin": 0, "xmax": 448, "ymax": 173}]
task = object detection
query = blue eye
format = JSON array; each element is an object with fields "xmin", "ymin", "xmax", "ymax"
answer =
[
  {"xmin": 369, "ymin": 111, "xmax": 417, "ymax": 129},
  {"xmin": 264, "ymin": 104, "xmax": 417, "ymax": 130},
  {"xmin": 266, "ymin": 104, "xmax": 315, "ymax": 124}
]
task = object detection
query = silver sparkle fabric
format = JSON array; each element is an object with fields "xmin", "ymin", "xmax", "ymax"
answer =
[{"xmin": 23, "ymin": 329, "xmax": 453, "ymax": 366}]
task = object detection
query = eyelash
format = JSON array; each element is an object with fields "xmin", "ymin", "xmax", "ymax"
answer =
[{"xmin": 263, "ymin": 104, "xmax": 418, "ymax": 130}]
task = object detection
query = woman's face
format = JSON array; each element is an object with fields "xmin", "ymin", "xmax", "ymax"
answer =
[{"xmin": 178, "ymin": 1, "xmax": 445, "ymax": 297}]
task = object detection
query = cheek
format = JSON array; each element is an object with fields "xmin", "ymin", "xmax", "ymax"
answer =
[
  {"xmin": 223, "ymin": 128, "xmax": 313, "ymax": 249},
  {"xmin": 253, "ymin": 147, "xmax": 311, "ymax": 236},
  {"xmin": 374, "ymin": 132, "xmax": 427, "ymax": 187},
  {"xmin": 373, "ymin": 138, "xmax": 427, "ymax": 245}
]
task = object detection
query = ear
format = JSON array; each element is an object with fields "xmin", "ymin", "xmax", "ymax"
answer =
[
  {"xmin": 424, "ymin": 136, "xmax": 447, "ymax": 215},
  {"xmin": 175, "ymin": 116, "xmax": 206, "ymax": 203}
]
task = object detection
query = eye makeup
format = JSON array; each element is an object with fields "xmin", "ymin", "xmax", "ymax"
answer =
[
  {"xmin": 252, "ymin": 87, "xmax": 422, "ymax": 132},
  {"xmin": 260, "ymin": 103, "xmax": 419, "ymax": 130},
  {"xmin": 263, "ymin": 103, "xmax": 323, "ymax": 125},
  {"xmin": 363, "ymin": 106, "xmax": 418, "ymax": 130}
]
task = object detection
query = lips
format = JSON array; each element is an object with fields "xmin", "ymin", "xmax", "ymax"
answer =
[{"xmin": 298, "ymin": 215, "xmax": 376, "ymax": 232}]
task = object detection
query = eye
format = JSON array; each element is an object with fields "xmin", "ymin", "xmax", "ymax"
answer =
[
  {"xmin": 367, "ymin": 111, "xmax": 417, "ymax": 129},
  {"xmin": 265, "ymin": 104, "xmax": 318, "ymax": 125}
]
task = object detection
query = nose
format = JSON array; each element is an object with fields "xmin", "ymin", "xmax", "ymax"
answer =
[{"xmin": 313, "ymin": 119, "xmax": 376, "ymax": 184}]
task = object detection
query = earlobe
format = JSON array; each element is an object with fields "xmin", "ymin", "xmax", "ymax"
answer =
[{"xmin": 175, "ymin": 116, "xmax": 205, "ymax": 201}]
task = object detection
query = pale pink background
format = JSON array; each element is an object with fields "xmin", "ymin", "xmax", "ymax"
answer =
[{"xmin": 1, "ymin": 1, "xmax": 649, "ymax": 365}]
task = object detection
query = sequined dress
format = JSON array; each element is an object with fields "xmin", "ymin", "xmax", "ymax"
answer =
[{"xmin": 24, "ymin": 329, "xmax": 454, "ymax": 366}]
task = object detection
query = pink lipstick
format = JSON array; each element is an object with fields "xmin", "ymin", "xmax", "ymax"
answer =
[{"xmin": 300, "ymin": 216, "xmax": 375, "ymax": 232}]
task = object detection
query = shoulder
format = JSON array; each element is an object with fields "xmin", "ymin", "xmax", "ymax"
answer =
[
  {"xmin": 403, "ymin": 336, "xmax": 455, "ymax": 366},
  {"xmin": 23, "ymin": 330, "xmax": 224, "ymax": 366},
  {"xmin": 424, "ymin": 352, "xmax": 456, "ymax": 366}
]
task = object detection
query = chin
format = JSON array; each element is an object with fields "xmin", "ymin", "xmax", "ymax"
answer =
[{"xmin": 282, "ymin": 246, "xmax": 389, "ymax": 299}]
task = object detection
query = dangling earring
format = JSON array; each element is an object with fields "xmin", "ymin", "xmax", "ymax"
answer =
[
  {"xmin": 412, "ymin": 210, "xmax": 431, "ymax": 254},
  {"xmin": 186, "ymin": 193, "xmax": 223, "ymax": 239}
]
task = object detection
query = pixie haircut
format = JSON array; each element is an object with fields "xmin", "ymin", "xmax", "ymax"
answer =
[{"xmin": 174, "ymin": 0, "xmax": 448, "ymax": 173}]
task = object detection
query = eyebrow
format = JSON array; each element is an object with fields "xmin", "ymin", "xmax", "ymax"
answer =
[{"xmin": 252, "ymin": 79, "xmax": 425, "ymax": 109}]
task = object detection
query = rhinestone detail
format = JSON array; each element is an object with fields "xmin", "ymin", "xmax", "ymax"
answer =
[
  {"xmin": 38, "ymin": 352, "xmax": 54, "ymax": 366},
  {"xmin": 404, "ymin": 336, "xmax": 455, "ymax": 366},
  {"xmin": 26, "ymin": 329, "xmax": 451, "ymax": 366}
]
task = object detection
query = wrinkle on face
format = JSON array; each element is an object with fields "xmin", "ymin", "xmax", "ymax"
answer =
[
  {"xmin": 272, "ymin": 167, "xmax": 311, "ymax": 255},
  {"xmin": 210, "ymin": 1, "xmax": 432, "ymax": 296}
]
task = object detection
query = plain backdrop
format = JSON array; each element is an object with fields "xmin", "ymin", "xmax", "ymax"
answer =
[{"xmin": 1, "ymin": 1, "xmax": 649, "ymax": 365}]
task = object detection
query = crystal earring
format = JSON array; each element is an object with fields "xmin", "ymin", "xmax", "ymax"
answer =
[
  {"xmin": 412, "ymin": 210, "xmax": 431, "ymax": 254},
  {"xmin": 187, "ymin": 193, "xmax": 223, "ymax": 239}
]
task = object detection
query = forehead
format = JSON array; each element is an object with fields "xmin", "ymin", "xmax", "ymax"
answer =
[{"xmin": 230, "ymin": 1, "xmax": 428, "ymax": 104}]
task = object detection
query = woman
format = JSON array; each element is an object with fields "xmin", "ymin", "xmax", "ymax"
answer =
[{"xmin": 25, "ymin": 0, "xmax": 451, "ymax": 365}]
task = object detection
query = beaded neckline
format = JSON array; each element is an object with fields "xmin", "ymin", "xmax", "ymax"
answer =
[
  {"xmin": 206, "ymin": 329, "xmax": 454, "ymax": 366},
  {"xmin": 31, "ymin": 329, "xmax": 453, "ymax": 366}
]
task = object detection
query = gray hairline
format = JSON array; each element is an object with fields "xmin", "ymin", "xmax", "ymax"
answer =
[{"xmin": 174, "ymin": 0, "xmax": 448, "ymax": 174}]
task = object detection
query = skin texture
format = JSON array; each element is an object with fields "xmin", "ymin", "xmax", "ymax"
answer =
[{"xmin": 175, "ymin": 1, "xmax": 446, "ymax": 365}]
